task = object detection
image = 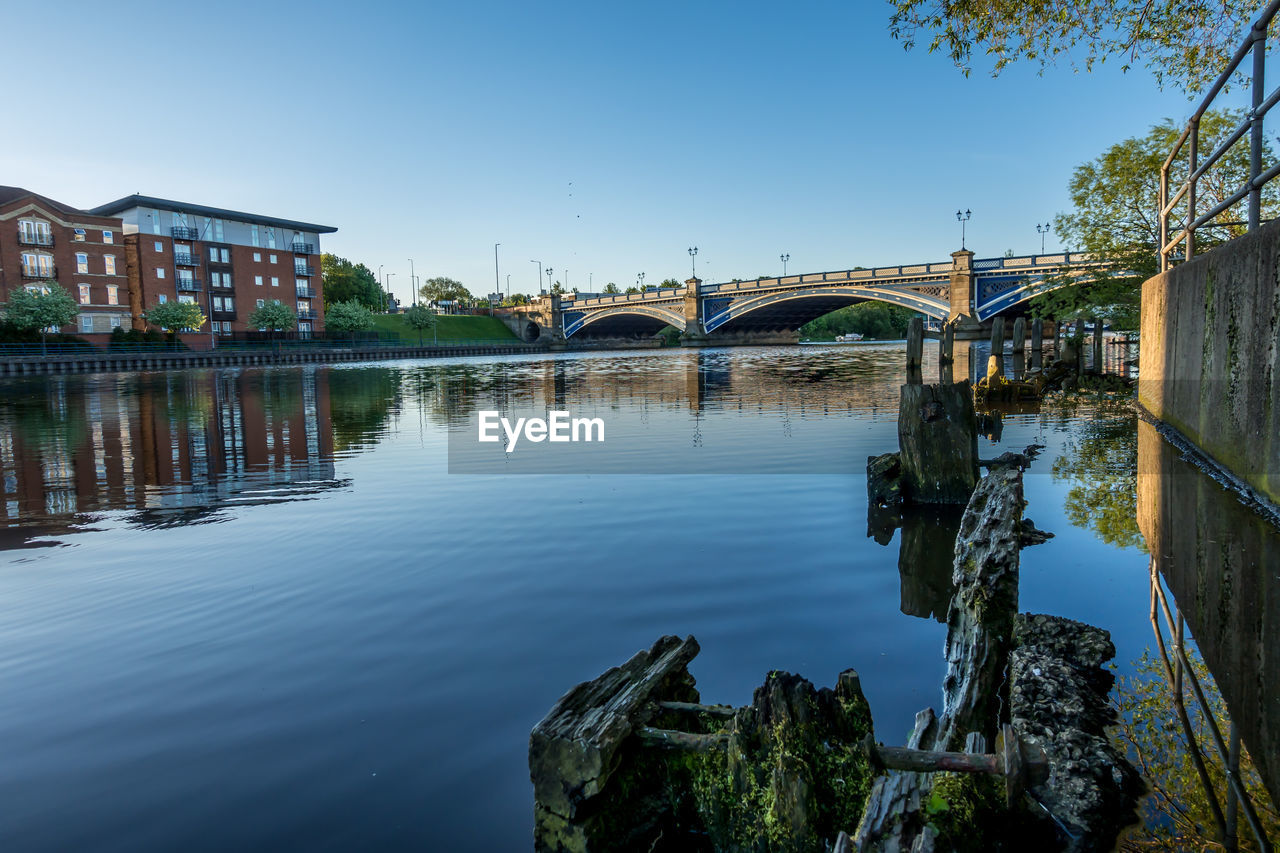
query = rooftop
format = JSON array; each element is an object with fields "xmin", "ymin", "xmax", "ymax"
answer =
[
  {"xmin": 87, "ymin": 194, "xmax": 338, "ymax": 234},
  {"xmin": 0, "ymin": 186, "xmax": 91, "ymax": 217}
]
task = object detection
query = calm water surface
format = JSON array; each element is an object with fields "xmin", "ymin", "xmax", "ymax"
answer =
[{"xmin": 0, "ymin": 344, "xmax": 1272, "ymax": 850}]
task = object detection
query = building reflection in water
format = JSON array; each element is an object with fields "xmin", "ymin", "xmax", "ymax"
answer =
[
  {"xmin": 0, "ymin": 368, "xmax": 340, "ymax": 550},
  {"xmin": 1136, "ymin": 418, "xmax": 1280, "ymax": 849}
]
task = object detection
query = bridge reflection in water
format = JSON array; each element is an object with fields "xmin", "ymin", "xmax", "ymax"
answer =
[{"xmin": 1138, "ymin": 419, "xmax": 1280, "ymax": 848}]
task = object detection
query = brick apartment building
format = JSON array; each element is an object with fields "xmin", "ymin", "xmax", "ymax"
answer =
[
  {"xmin": 0, "ymin": 186, "xmax": 132, "ymax": 336},
  {"xmin": 87, "ymin": 195, "xmax": 337, "ymax": 341}
]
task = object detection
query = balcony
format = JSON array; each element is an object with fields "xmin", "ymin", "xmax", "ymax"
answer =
[
  {"xmin": 18, "ymin": 231, "xmax": 54, "ymax": 247},
  {"xmin": 171, "ymin": 226, "xmax": 199, "ymax": 240},
  {"xmin": 294, "ymin": 264, "xmax": 315, "ymax": 276},
  {"xmin": 295, "ymin": 286, "xmax": 315, "ymax": 298},
  {"xmin": 21, "ymin": 264, "xmax": 56, "ymax": 280},
  {"xmin": 174, "ymin": 253, "xmax": 201, "ymax": 266},
  {"xmin": 291, "ymin": 242, "xmax": 315, "ymax": 255},
  {"xmin": 296, "ymin": 308, "xmax": 315, "ymax": 319},
  {"xmin": 177, "ymin": 279, "xmax": 203, "ymax": 292}
]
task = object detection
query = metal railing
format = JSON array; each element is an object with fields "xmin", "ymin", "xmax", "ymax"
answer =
[
  {"xmin": 1149, "ymin": 560, "xmax": 1273, "ymax": 852},
  {"xmin": 171, "ymin": 226, "xmax": 199, "ymax": 240},
  {"xmin": 20, "ymin": 265, "xmax": 56, "ymax": 279},
  {"xmin": 294, "ymin": 264, "xmax": 314, "ymax": 276},
  {"xmin": 177, "ymin": 279, "xmax": 203, "ymax": 291},
  {"xmin": 17, "ymin": 231, "xmax": 54, "ymax": 246},
  {"xmin": 290, "ymin": 242, "xmax": 314, "ymax": 254},
  {"xmin": 1160, "ymin": 0, "xmax": 1280, "ymax": 271},
  {"xmin": 296, "ymin": 309, "xmax": 314, "ymax": 319},
  {"xmin": 295, "ymin": 287, "xmax": 315, "ymax": 298},
  {"xmin": 173, "ymin": 253, "xmax": 200, "ymax": 266}
]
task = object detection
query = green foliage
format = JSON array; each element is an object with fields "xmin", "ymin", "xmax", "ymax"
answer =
[
  {"xmin": 324, "ymin": 299, "xmax": 375, "ymax": 333},
  {"xmin": 886, "ymin": 0, "xmax": 1268, "ymax": 94},
  {"xmin": 3, "ymin": 284, "xmax": 80, "ymax": 339},
  {"xmin": 1114, "ymin": 649, "xmax": 1280, "ymax": 850},
  {"xmin": 248, "ymin": 299, "xmax": 297, "ymax": 332},
  {"xmin": 320, "ymin": 254, "xmax": 384, "ymax": 310},
  {"xmin": 625, "ymin": 286, "xmax": 640, "ymax": 294},
  {"xmin": 419, "ymin": 276, "xmax": 473, "ymax": 307},
  {"xmin": 501, "ymin": 293, "xmax": 531, "ymax": 306},
  {"xmin": 403, "ymin": 304, "xmax": 437, "ymax": 331},
  {"xmin": 659, "ymin": 278, "xmax": 681, "ymax": 289},
  {"xmin": 800, "ymin": 302, "xmax": 916, "ymax": 340},
  {"xmin": 550, "ymin": 281, "xmax": 565, "ymax": 295},
  {"xmin": 1031, "ymin": 110, "xmax": 1278, "ymax": 328},
  {"xmin": 603, "ymin": 282, "xmax": 620, "ymax": 293},
  {"xmin": 145, "ymin": 300, "xmax": 207, "ymax": 335},
  {"xmin": 109, "ymin": 327, "xmax": 166, "ymax": 347}
]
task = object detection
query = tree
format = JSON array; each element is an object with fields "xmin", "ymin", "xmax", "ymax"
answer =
[
  {"xmin": 324, "ymin": 300, "xmax": 375, "ymax": 339},
  {"xmin": 249, "ymin": 300, "xmax": 297, "ymax": 350},
  {"xmin": 321, "ymin": 254, "xmax": 384, "ymax": 311},
  {"xmin": 3, "ymin": 284, "xmax": 80, "ymax": 354},
  {"xmin": 403, "ymin": 303, "xmax": 437, "ymax": 345},
  {"xmin": 625, "ymin": 286, "xmax": 640, "ymax": 294},
  {"xmin": 886, "ymin": 0, "xmax": 1267, "ymax": 94},
  {"xmin": 660, "ymin": 278, "xmax": 681, "ymax": 289},
  {"xmin": 1030, "ymin": 109, "xmax": 1279, "ymax": 328},
  {"xmin": 550, "ymin": 281, "xmax": 565, "ymax": 295},
  {"xmin": 419, "ymin": 277, "xmax": 471, "ymax": 310},
  {"xmin": 799, "ymin": 302, "xmax": 915, "ymax": 340},
  {"xmin": 603, "ymin": 283, "xmax": 620, "ymax": 294},
  {"xmin": 144, "ymin": 300, "xmax": 207, "ymax": 346}
]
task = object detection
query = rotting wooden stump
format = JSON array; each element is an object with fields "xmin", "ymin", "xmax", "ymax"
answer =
[{"xmin": 897, "ymin": 380, "xmax": 979, "ymax": 505}]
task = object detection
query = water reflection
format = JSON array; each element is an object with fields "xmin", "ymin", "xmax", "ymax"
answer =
[
  {"xmin": 1050, "ymin": 399, "xmax": 1143, "ymax": 550},
  {"xmin": 1136, "ymin": 418, "xmax": 1280, "ymax": 846},
  {"xmin": 0, "ymin": 369, "xmax": 343, "ymax": 549}
]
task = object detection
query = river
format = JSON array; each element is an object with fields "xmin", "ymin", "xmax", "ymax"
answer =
[{"xmin": 0, "ymin": 343, "xmax": 1273, "ymax": 850}]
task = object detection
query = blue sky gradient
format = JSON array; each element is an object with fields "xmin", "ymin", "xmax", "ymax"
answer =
[{"xmin": 4, "ymin": 0, "xmax": 1230, "ymax": 305}]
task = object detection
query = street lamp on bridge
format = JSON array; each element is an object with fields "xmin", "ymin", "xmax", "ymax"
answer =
[
  {"xmin": 546, "ymin": 267, "xmax": 554, "ymax": 293},
  {"xmin": 956, "ymin": 209, "xmax": 972, "ymax": 250},
  {"xmin": 1036, "ymin": 222, "xmax": 1051, "ymax": 254},
  {"xmin": 780, "ymin": 253, "xmax": 790, "ymax": 276},
  {"xmin": 638, "ymin": 272, "xmax": 646, "ymax": 290},
  {"xmin": 688, "ymin": 246, "xmax": 698, "ymax": 279}
]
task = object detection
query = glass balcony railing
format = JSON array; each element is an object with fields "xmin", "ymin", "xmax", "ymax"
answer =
[
  {"xmin": 291, "ymin": 242, "xmax": 315, "ymax": 255},
  {"xmin": 173, "ymin": 253, "xmax": 200, "ymax": 266},
  {"xmin": 177, "ymin": 279, "xmax": 203, "ymax": 292},
  {"xmin": 171, "ymin": 226, "xmax": 199, "ymax": 240}
]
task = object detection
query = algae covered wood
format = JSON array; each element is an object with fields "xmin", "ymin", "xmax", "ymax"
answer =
[
  {"xmin": 897, "ymin": 381, "xmax": 979, "ymax": 504},
  {"xmin": 529, "ymin": 634, "xmax": 699, "ymax": 820},
  {"xmin": 932, "ymin": 465, "xmax": 1023, "ymax": 751},
  {"xmin": 853, "ymin": 707, "xmax": 938, "ymax": 850}
]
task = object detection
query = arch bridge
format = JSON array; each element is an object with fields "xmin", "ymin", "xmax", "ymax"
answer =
[{"xmin": 501, "ymin": 248, "xmax": 1104, "ymax": 345}]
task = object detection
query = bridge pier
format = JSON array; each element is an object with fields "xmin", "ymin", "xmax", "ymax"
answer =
[{"xmin": 946, "ymin": 249, "xmax": 986, "ymax": 338}]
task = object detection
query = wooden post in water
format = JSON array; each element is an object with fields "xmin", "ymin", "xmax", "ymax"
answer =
[
  {"xmin": 940, "ymin": 321, "xmax": 954, "ymax": 364},
  {"xmin": 897, "ymin": 380, "xmax": 978, "ymax": 504},
  {"xmin": 1011, "ymin": 317, "xmax": 1025, "ymax": 355},
  {"xmin": 989, "ymin": 317, "xmax": 1005, "ymax": 356},
  {"xmin": 1075, "ymin": 318, "xmax": 1086, "ymax": 376},
  {"xmin": 1092, "ymin": 317, "xmax": 1104, "ymax": 375},
  {"xmin": 1030, "ymin": 318, "xmax": 1043, "ymax": 369},
  {"xmin": 905, "ymin": 316, "xmax": 923, "ymax": 384}
]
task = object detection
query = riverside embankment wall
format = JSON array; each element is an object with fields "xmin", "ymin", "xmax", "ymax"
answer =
[{"xmin": 1139, "ymin": 217, "xmax": 1280, "ymax": 505}]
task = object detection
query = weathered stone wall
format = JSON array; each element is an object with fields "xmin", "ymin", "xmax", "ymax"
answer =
[{"xmin": 1139, "ymin": 219, "xmax": 1280, "ymax": 503}]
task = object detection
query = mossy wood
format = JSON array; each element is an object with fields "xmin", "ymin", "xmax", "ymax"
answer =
[{"xmin": 896, "ymin": 381, "xmax": 979, "ymax": 504}]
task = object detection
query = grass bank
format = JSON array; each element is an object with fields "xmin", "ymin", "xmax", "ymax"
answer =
[{"xmin": 370, "ymin": 313, "xmax": 517, "ymax": 343}]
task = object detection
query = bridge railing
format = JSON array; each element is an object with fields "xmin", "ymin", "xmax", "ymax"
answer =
[{"xmin": 1160, "ymin": 0, "xmax": 1280, "ymax": 271}]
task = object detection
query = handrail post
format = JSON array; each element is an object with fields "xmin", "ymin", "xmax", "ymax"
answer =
[
  {"xmin": 1160, "ymin": 164, "xmax": 1170, "ymax": 271},
  {"xmin": 1187, "ymin": 118, "xmax": 1199, "ymax": 263},
  {"xmin": 1250, "ymin": 31, "xmax": 1266, "ymax": 231}
]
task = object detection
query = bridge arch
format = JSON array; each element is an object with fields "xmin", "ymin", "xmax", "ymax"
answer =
[
  {"xmin": 703, "ymin": 286, "xmax": 949, "ymax": 334},
  {"xmin": 564, "ymin": 304, "xmax": 686, "ymax": 339}
]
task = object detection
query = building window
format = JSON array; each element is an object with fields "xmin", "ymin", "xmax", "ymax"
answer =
[
  {"xmin": 17, "ymin": 219, "xmax": 52, "ymax": 244},
  {"xmin": 266, "ymin": 228, "xmax": 276, "ymax": 249},
  {"xmin": 73, "ymin": 228, "xmax": 86, "ymax": 242},
  {"xmin": 104, "ymin": 255, "xmax": 116, "ymax": 275},
  {"xmin": 107, "ymin": 286, "xmax": 119, "ymax": 305},
  {"xmin": 256, "ymin": 298, "xmax": 265, "ymax": 307},
  {"xmin": 295, "ymin": 278, "xmax": 308, "ymax": 290},
  {"xmin": 223, "ymin": 273, "xmax": 232, "ymax": 287},
  {"xmin": 252, "ymin": 252, "xmax": 261, "ymax": 262},
  {"xmin": 156, "ymin": 268, "xmax": 166, "ymax": 279},
  {"xmin": 158, "ymin": 294, "xmax": 167, "ymax": 303},
  {"xmin": 103, "ymin": 230, "xmax": 114, "ymax": 244},
  {"xmin": 255, "ymin": 275, "xmax": 263, "ymax": 286},
  {"xmin": 220, "ymin": 248, "xmax": 230, "ymax": 264},
  {"xmin": 21, "ymin": 252, "xmax": 55, "ymax": 277},
  {"xmin": 178, "ymin": 294, "xmax": 195, "ymax": 304},
  {"xmin": 214, "ymin": 219, "xmax": 224, "ymax": 241},
  {"xmin": 251, "ymin": 224, "xmax": 260, "ymax": 247},
  {"xmin": 209, "ymin": 246, "xmax": 219, "ymax": 261},
  {"xmin": 154, "ymin": 241, "xmax": 164, "ymax": 252},
  {"xmin": 76, "ymin": 252, "xmax": 89, "ymax": 274},
  {"xmin": 269, "ymin": 254, "xmax": 277, "ymax": 264},
  {"xmin": 79, "ymin": 315, "xmax": 94, "ymax": 334},
  {"xmin": 271, "ymin": 277, "xmax": 279, "ymax": 287},
  {"xmin": 78, "ymin": 284, "xmax": 91, "ymax": 304}
]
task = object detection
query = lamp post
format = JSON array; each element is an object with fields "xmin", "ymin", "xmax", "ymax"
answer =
[
  {"xmin": 408, "ymin": 258, "xmax": 416, "ymax": 306},
  {"xmin": 956, "ymin": 209, "xmax": 972, "ymax": 250},
  {"xmin": 493, "ymin": 243, "xmax": 500, "ymax": 315},
  {"xmin": 531, "ymin": 260, "xmax": 542, "ymax": 296},
  {"xmin": 506, "ymin": 274, "xmax": 511, "ymax": 302},
  {"xmin": 546, "ymin": 267, "xmax": 554, "ymax": 293},
  {"xmin": 1036, "ymin": 222, "xmax": 1051, "ymax": 254},
  {"xmin": 638, "ymin": 272, "xmax": 646, "ymax": 290},
  {"xmin": 377, "ymin": 264, "xmax": 384, "ymax": 312},
  {"xmin": 688, "ymin": 247, "xmax": 698, "ymax": 279},
  {"xmin": 386, "ymin": 272, "xmax": 396, "ymax": 313},
  {"xmin": 780, "ymin": 253, "xmax": 790, "ymax": 276}
]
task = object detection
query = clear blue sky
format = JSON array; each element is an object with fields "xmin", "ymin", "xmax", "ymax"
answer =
[{"xmin": 5, "ymin": 0, "xmax": 1225, "ymax": 305}]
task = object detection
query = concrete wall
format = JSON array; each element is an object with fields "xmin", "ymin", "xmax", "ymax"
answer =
[{"xmin": 1140, "ymin": 217, "xmax": 1280, "ymax": 504}]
